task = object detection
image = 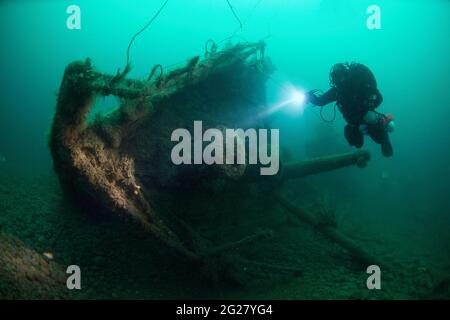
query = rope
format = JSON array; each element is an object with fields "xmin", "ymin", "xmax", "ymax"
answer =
[
  {"xmin": 231, "ymin": 0, "xmax": 264, "ymax": 36},
  {"xmin": 125, "ymin": 0, "xmax": 170, "ymax": 67},
  {"xmin": 204, "ymin": 39, "xmax": 218, "ymax": 56},
  {"xmin": 226, "ymin": 0, "xmax": 243, "ymax": 29}
]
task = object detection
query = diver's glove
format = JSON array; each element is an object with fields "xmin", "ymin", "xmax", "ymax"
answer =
[
  {"xmin": 305, "ymin": 89, "xmax": 321, "ymax": 105},
  {"xmin": 304, "ymin": 90, "xmax": 315, "ymax": 104}
]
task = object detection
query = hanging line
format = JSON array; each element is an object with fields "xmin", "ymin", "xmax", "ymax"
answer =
[
  {"xmin": 230, "ymin": 0, "xmax": 265, "ymax": 37},
  {"xmin": 226, "ymin": 0, "xmax": 243, "ymax": 29},
  {"xmin": 125, "ymin": 0, "xmax": 170, "ymax": 67}
]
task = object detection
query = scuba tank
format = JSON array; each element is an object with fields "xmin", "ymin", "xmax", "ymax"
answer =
[
  {"xmin": 383, "ymin": 114, "xmax": 395, "ymax": 132},
  {"xmin": 361, "ymin": 112, "xmax": 395, "ymax": 133}
]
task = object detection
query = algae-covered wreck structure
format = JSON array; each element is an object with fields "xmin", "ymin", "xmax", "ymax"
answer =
[{"xmin": 48, "ymin": 41, "xmax": 374, "ymax": 282}]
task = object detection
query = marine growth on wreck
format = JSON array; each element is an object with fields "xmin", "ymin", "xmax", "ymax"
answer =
[
  {"xmin": 48, "ymin": 40, "xmax": 374, "ymax": 282},
  {"xmin": 1, "ymin": 0, "xmax": 449, "ymax": 302}
]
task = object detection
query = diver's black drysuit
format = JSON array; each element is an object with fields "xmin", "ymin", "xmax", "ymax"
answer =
[{"xmin": 307, "ymin": 63, "xmax": 393, "ymax": 157}]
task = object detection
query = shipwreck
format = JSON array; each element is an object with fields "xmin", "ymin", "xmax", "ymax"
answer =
[{"xmin": 48, "ymin": 41, "xmax": 376, "ymax": 282}]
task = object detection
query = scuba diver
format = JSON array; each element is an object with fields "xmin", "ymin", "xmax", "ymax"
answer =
[{"xmin": 306, "ymin": 62, "xmax": 395, "ymax": 157}]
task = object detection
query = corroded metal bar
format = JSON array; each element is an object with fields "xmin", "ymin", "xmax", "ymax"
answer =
[
  {"xmin": 277, "ymin": 195, "xmax": 383, "ymax": 267},
  {"xmin": 281, "ymin": 150, "xmax": 370, "ymax": 180}
]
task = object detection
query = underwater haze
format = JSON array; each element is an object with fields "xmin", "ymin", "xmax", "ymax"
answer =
[{"xmin": 0, "ymin": 0, "xmax": 449, "ymax": 300}]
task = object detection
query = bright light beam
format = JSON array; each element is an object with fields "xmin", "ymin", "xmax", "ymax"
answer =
[
  {"xmin": 265, "ymin": 87, "xmax": 307, "ymax": 116},
  {"xmin": 242, "ymin": 85, "xmax": 308, "ymax": 127}
]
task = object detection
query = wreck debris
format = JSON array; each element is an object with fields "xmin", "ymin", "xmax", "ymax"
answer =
[
  {"xmin": 237, "ymin": 258, "xmax": 303, "ymax": 276},
  {"xmin": 276, "ymin": 195, "xmax": 382, "ymax": 267},
  {"xmin": 201, "ymin": 229, "xmax": 273, "ymax": 258},
  {"xmin": 50, "ymin": 40, "xmax": 375, "ymax": 282},
  {"xmin": 147, "ymin": 64, "xmax": 163, "ymax": 83},
  {"xmin": 110, "ymin": 63, "xmax": 132, "ymax": 86},
  {"xmin": 205, "ymin": 39, "xmax": 218, "ymax": 56},
  {"xmin": 50, "ymin": 42, "xmax": 274, "ymax": 265},
  {"xmin": 281, "ymin": 150, "xmax": 370, "ymax": 181}
]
